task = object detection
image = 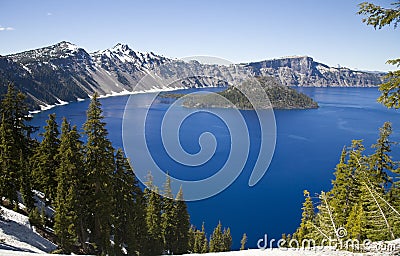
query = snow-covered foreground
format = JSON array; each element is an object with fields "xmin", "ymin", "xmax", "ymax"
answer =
[
  {"xmin": 1, "ymin": 205, "xmax": 399, "ymax": 255},
  {"xmin": 0, "ymin": 206, "xmax": 56, "ymax": 254}
]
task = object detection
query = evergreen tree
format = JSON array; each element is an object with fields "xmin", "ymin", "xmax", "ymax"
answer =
[
  {"xmin": 345, "ymin": 202, "xmax": 366, "ymax": 241},
  {"xmin": 240, "ymin": 233, "xmax": 247, "ymax": 250},
  {"xmin": 192, "ymin": 223, "xmax": 208, "ymax": 253},
  {"xmin": 222, "ymin": 227, "xmax": 232, "ymax": 252},
  {"xmin": 328, "ymin": 147, "xmax": 356, "ymax": 227},
  {"xmin": 83, "ymin": 93, "xmax": 115, "ymax": 255},
  {"xmin": 188, "ymin": 226, "xmax": 196, "ymax": 253},
  {"xmin": 144, "ymin": 174, "xmax": 163, "ymax": 255},
  {"xmin": 360, "ymin": 181, "xmax": 395, "ymax": 241},
  {"xmin": 200, "ymin": 223, "xmax": 209, "ymax": 253},
  {"xmin": 54, "ymin": 119, "xmax": 84, "ymax": 254},
  {"xmin": 112, "ymin": 148, "xmax": 145, "ymax": 256},
  {"xmin": 314, "ymin": 191, "xmax": 338, "ymax": 242},
  {"xmin": 358, "ymin": 1, "xmax": 400, "ymax": 109},
  {"xmin": 0, "ymin": 83, "xmax": 35, "ymax": 208},
  {"xmin": 161, "ymin": 174, "xmax": 176, "ymax": 254},
  {"xmin": 173, "ymin": 186, "xmax": 190, "ymax": 254},
  {"xmin": 31, "ymin": 113, "xmax": 60, "ymax": 204},
  {"xmin": 368, "ymin": 122, "xmax": 396, "ymax": 190},
  {"xmin": 209, "ymin": 221, "xmax": 224, "ymax": 252},
  {"xmin": 293, "ymin": 190, "xmax": 315, "ymax": 243}
]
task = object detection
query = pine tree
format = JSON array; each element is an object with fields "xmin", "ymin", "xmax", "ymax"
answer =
[
  {"xmin": 200, "ymin": 223, "xmax": 209, "ymax": 253},
  {"xmin": 345, "ymin": 202, "xmax": 366, "ymax": 241},
  {"xmin": 293, "ymin": 190, "xmax": 315, "ymax": 244},
  {"xmin": 31, "ymin": 113, "xmax": 60, "ymax": 204},
  {"xmin": 188, "ymin": 226, "xmax": 196, "ymax": 253},
  {"xmin": 192, "ymin": 223, "xmax": 208, "ymax": 253},
  {"xmin": 0, "ymin": 84, "xmax": 35, "ymax": 208},
  {"xmin": 222, "ymin": 227, "xmax": 232, "ymax": 252},
  {"xmin": 314, "ymin": 191, "xmax": 338, "ymax": 242},
  {"xmin": 83, "ymin": 93, "xmax": 115, "ymax": 255},
  {"xmin": 144, "ymin": 174, "xmax": 163, "ymax": 255},
  {"xmin": 161, "ymin": 174, "xmax": 176, "ymax": 254},
  {"xmin": 368, "ymin": 122, "xmax": 396, "ymax": 190},
  {"xmin": 112, "ymin": 148, "xmax": 145, "ymax": 256},
  {"xmin": 358, "ymin": 1, "xmax": 400, "ymax": 109},
  {"xmin": 360, "ymin": 181, "xmax": 395, "ymax": 241},
  {"xmin": 173, "ymin": 186, "xmax": 190, "ymax": 254},
  {"xmin": 209, "ymin": 221, "xmax": 224, "ymax": 252},
  {"xmin": 329, "ymin": 147, "xmax": 356, "ymax": 227},
  {"xmin": 240, "ymin": 233, "xmax": 247, "ymax": 250},
  {"xmin": 54, "ymin": 118, "xmax": 84, "ymax": 253}
]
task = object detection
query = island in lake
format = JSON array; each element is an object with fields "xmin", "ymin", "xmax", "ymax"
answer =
[{"xmin": 161, "ymin": 76, "xmax": 319, "ymax": 110}]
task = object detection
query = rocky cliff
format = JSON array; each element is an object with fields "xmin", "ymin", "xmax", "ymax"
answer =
[{"xmin": 0, "ymin": 42, "xmax": 384, "ymax": 110}]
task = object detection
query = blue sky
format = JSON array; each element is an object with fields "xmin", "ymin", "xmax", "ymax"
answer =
[{"xmin": 0, "ymin": 0, "xmax": 398, "ymax": 71}]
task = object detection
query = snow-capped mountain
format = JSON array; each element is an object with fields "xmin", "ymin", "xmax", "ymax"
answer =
[{"xmin": 0, "ymin": 41, "xmax": 384, "ymax": 110}]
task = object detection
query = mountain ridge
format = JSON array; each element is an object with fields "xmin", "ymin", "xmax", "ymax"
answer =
[{"xmin": 0, "ymin": 41, "xmax": 385, "ymax": 110}]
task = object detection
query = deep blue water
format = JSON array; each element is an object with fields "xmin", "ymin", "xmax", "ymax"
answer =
[{"xmin": 29, "ymin": 87, "xmax": 400, "ymax": 249}]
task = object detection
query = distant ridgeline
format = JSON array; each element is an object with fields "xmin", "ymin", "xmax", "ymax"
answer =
[
  {"xmin": 165, "ymin": 76, "xmax": 319, "ymax": 110},
  {"xmin": 0, "ymin": 41, "xmax": 383, "ymax": 111}
]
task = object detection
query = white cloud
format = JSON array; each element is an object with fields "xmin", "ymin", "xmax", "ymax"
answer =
[
  {"xmin": 0, "ymin": 26, "xmax": 15, "ymax": 31},
  {"xmin": 47, "ymin": 12, "xmax": 53, "ymax": 16}
]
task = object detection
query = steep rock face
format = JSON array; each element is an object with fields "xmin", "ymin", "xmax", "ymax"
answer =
[
  {"xmin": 0, "ymin": 42, "xmax": 385, "ymax": 110},
  {"xmin": 244, "ymin": 56, "xmax": 383, "ymax": 87}
]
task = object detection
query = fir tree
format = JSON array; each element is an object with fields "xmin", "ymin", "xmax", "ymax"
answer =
[
  {"xmin": 209, "ymin": 221, "xmax": 224, "ymax": 252},
  {"xmin": 173, "ymin": 186, "xmax": 190, "ymax": 254},
  {"xmin": 293, "ymin": 190, "xmax": 315, "ymax": 243},
  {"xmin": 329, "ymin": 147, "xmax": 356, "ymax": 227},
  {"xmin": 345, "ymin": 202, "xmax": 366, "ymax": 241},
  {"xmin": 54, "ymin": 118, "xmax": 84, "ymax": 254},
  {"xmin": 161, "ymin": 174, "xmax": 176, "ymax": 254},
  {"xmin": 314, "ymin": 191, "xmax": 338, "ymax": 242},
  {"xmin": 358, "ymin": 1, "xmax": 400, "ymax": 109},
  {"xmin": 144, "ymin": 174, "xmax": 163, "ymax": 255},
  {"xmin": 368, "ymin": 122, "xmax": 396, "ymax": 190},
  {"xmin": 0, "ymin": 83, "xmax": 35, "ymax": 208},
  {"xmin": 222, "ymin": 227, "xmax": 232, "ymax": 252},
  {"xmin": 200, "ymin": 223, "xmax": 209, "ymax": 253},
  {"xmin": 31, "ymin": 113, "xmax": 60, "ymax": 204},
  {"xmin": 112, "ymin": 148, "xmax": 145, "ymax": 256},
  {"xmin": 83, "ymin": 93, "xmax": 115, "ymax": 255},
  {"xmin": 192, "ymin": 223, "xmax": 208, "ymax": 253}
]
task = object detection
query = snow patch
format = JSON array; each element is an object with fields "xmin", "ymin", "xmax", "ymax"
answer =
[{"xmin": 0, "ymin": 206, "xmax": 57, "ymax": 254}]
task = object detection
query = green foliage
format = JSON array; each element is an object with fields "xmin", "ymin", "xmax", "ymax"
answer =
[
  {"xmin": 112, "ymin": 148, "xmax": 145, "ymax": 256},
  {"xmin": 54, "ymin": 118, "xmax": 84, "ymax": 254},
  {"xmin": 293, "ymin": 190, "xmax": 315, "ymax": 244},
  {"xmin": 0, "ymin": 83, "xmax": 35, "ymax": 209},
  {"xmin": 0, "ymin": 85, "xmax": 212, "ymax": 255},
  {"xmin": 173, "ymin": 187, "xmax": 190, "ymax": 254},
  {"xmin": 83, "ymin": 93, "xmax": 115, "ymax": 255},
  {"xmin": 190, "ymin": 223, "xmax": 208, "ymax": 253},
  {"xmin": 209, "ymin": 221, "xmax": 231, "ymax": 252},
  {"xmin": 358, "ymin": 2, "xmax": 400, "ymax": 109},
  {"xmin": 31, "ymin": 113, "xmax": 60, "ymax": 204},
  {"xmin": 28, "ymin": 207, "xmax": 44, "ymax": 228},
  {"xmin": 292, "ymin": 123, "xmax": 400, "ymax": 247},
  {"xmin": 182, "ymin": 76, "xmax": 318, "ymax": 110},
  {"xmin": 144, "ymin": 175, "xmax": 164, "ymax": 255},
  {"xmin": 358, "ymin": 2, "xmax": 400, "ymax": 29}
]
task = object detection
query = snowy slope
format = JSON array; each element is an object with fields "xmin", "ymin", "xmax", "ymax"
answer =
[{"xmin": 0, "ymin": 206, "xmax": 56, "ymax": 254}]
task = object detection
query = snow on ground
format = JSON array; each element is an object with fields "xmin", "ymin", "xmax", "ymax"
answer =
[
  {"xmin": 0, "ymin": 206, "xmax": 56, "ymax": 254},
  {"xmin": 1, "ymin": 206, "xmax": 398, "ymax": 255}
]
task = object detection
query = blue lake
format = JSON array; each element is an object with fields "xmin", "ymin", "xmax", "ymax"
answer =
[{"xmin": 29, "ymin": 87, "xmax": 400, "ymax": 249}]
